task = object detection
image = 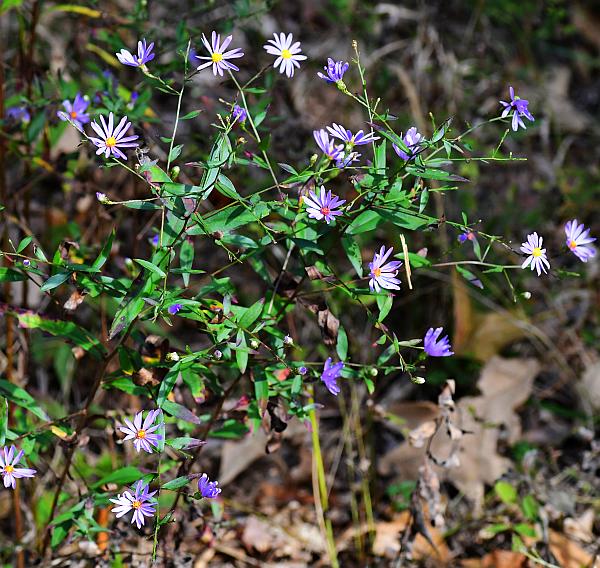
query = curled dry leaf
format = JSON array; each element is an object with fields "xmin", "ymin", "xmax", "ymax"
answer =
[{"xmin": 409, "ymin": 420, "xmax": 438, "ymax": 448}]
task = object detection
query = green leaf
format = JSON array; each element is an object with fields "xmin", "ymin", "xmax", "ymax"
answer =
[
  {"xmin": 179, "ymin": 239, "xmax": 194, "ymax": 287},
  {"xmin": 17, "ymin": 312, "xmax": 106, "ymax": 359},
  {"xmin": 40, "ymin": 271, "xmax": 71, "ymax": 291},
  {"xmin": 189, "ymin": 202, "xmax": 269, "ymax": 235},
  {"xmin": 406, "ymin": 164, "xmax": 469, "ymax": 182},
  {"xmin": 376, "ymin": 294, "xmax": 394, "ymax": 322},
  {"xmin": 168, "ymin": 144, "xmax": 183, "ymax": 162},
  {"xmin": 0, "ymin": 397, "xmax": 8, "ymax": 445},
  {"xmin": 419, "ymin": 187, "xmax": 429, "ymax": 213},
  {"xmin": 341, "ymin": 235, "xmax": 363, "ymax": 278},
  {"xmin": 92, "ymin": 466, "xmax": 142, "ymax": 488},
  {"xmin": 255, "ymin": 379, "xmax": 269, "ymax": 406},
  {"xmin": 235, "ymin": 330, "xmax": 249, "ymax": 374},
  {"xmin": 180, "ymin": 110, "xmax": 202, "ymax": 120},
  {"xmin": 495, "ymin": 480, "xmax": 518, "ymax": 504},
  {"xmin": 16, "ymin": 236, "xmax": 33, "ymax": 253},
  {"xmin": 209, "ymin": 419, "xmax": 249, "ymax": 439},
  {"xmin": 237, "ymin": 299, "xmax": 264, "ymax": 329},
  {"xmin": 134, "ymin": 258, "xmax": 167, "ymax": 278},
  {"xmin": 216, "ymin": 174, "xmax": 241, "ymax": 200},
  {"xmin": 165, "ymin": 437, "xmax": 206, "ymax": 450},
  {"xmin": 0, "ymin": 268, "xmax": 26, "ymax": 282},
  {"xmin": 514, "ymin": 523, "xmax": 537, "ymax": 538},
  {"xmin": 161, "ymin": 476, "xmax": 191, "ymax": 491},
  {"xmin": 161, "ymin": 400, "xmax": 202, "ymax": 424},
  {"xmin": 157, "ymin": 363, "xmax": 181, "ymax": 409},
  {"xmin": 91, "ymin": 229, "xmax": 115, "ymax": 271},
  {"xmin": 521, "ymin": 495, "xmax": 539, "ymax": 521},
  {"xmin": 346, "ymin": 210, "xmax": 382, "ymax": 235},
  {"xmin": 336, "ymin": 326, "xmax": 348, "ymax": 360}
]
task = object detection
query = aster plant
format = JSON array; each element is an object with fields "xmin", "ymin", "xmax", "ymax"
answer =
[
  {"xmin": 119, "ymin": 410, "xmax": 163, "ymax": 453},
  {"xmin": 303, "ymin": 186, "xmax": 346, "ymax": 224},
  {"xmin": 500, "ymin": 86, "xmax": 535, "ymax": 131},
  {"xmin": 196, "ymin": 32, "xmax": 244, "ymax": 76},
  {"xmin": 263, "ymin": 32, "xmax": 307, "ymax": 78},
  {"xmin": 423, "ymin": 327, "xmax": 454, "ymax": 357},
  {"xmin": 116, "ymin": 38, "xmax": 155, "ymax": 68},
  {"xmin": 564, "ymin": 219, "xmax": 596, "ymax": 262},
  {"xmin": 110, "ymin": 480, "xmax": 157, "ymax": 529},
  {"xmin": 88, "ymin": 112, "xmax": 139, "ymax": 160},
  {"xmin": 368, "ymin": 246, "xmax": 403, "ymax": 293},
  {"xmin": 0, "ymin": 446, "xmax": 36, "ymax": 489},
  {"xmin": 520, "ymin": 232, "xmax": 550, "ymax": 276}
]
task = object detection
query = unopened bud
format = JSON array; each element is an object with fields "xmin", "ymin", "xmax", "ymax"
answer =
[
  {"xmin": 369, "ymin": 367, "xmax": 378, "ymax": 377},
  {"xmin": 250, "ymin": 339, "xmax": 260, "ymax": 349},
  {"xmin": 166, "ymin": 352, "xmax": 180, "ymax": 362},
  {"xmin": 522, "ymin": 291, "xmax": 532, "ymax": 300},
  {"xmin": 283, "ymin": 335, "xmax": 293, "ymax": 346},
  {"xmin": 170, "ymin": 166, "xmax": 180, "ymax": 180},
  {"xmin": 213, "ymin": 350, "xmax": 223, "ymax": 360},
  {"xmin": 411, "ymin": 376, "xmax": 426, "ymax": 385}
]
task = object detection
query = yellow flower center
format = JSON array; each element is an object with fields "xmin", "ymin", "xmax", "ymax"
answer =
[
  {"xmin": 132, "ymin": 500, "xmax": 142, "ymax": 509},
  {"xmin": 3, "ymin": 465, "xmax": 14, "ymax": 474},
  {"xmin": 532, "ymin": 247, "xmax": 542, "ymax": 257},
  {"xmin": 320, "ymin": 206, "xmax": 331, "ymax": 216},
  {"xmin": 136, "ymin": 429, "xmax": 146, "ymax": 439},
  {"xmin": 281, "ymin": 49, "xmax": 292, "ymax": 59},
  {"xmin": 212, "ymin": 52, "xmax": 223, "ymax": 63},
  {"xmin": 373, "ymin": 268, "xmax": 382, "ymax": 277},
  {"xmin": 105, "ymin": 136, "xmax": 117, "ymax": 148},
  {"xmin": 70, "ymin": 111, "xmax": 78, "ymax": 119},
  {"xmin": 568, "ymin": 240, "xmax": 577, "ymax": 250}
]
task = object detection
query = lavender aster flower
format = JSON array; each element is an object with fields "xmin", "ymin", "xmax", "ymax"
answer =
[
  {"xmin": 327, "ymin": 123, "xmax": 379, "ymax": 146},
  {"xmin": 392, "ymin": 127, "xmax": 423, "ymax": 161},
  {"xmin": 313, "ymin": 129, "xmax": 344, "ymax": 162},
  {"xmin": 196, "ymin": 32, "xmax": 244, "ymax": 76},
  {"xmin": 89, "ymin": 112, "xmax": 139, "ymax": 160},
  {"xmin": 116, "ymin": 39, "xmax": 155, "ymax": 68},
  {"xmin": 500, "ymin": 86, "xmax": 534, "ymax": 131},
  {"xmin": 423, "ymin": 327, "xmax": 454, "ymax": 357},
  {"xmin": 263, "ymin": 32, "xmax": 307, "ymax": 78},
  {"xmin": 317, "ymin": 58, "xmax": 349, "ymax": 86},
  {"xmin": 368, "ymin": 246, "xmax": 402, "ymax": 293},
  {"xmin": 168, "ymin": 303, "xmax": 182, "ymax": 315},
  {"xmin": 231, "ymin": 104, "xmax": 247, "ymax": 124},
  {"xmin": 565, "ymin": 219, "xmax": 596, "ymax": 263},
  {"xmin": 336, "ymin": 150, "xmax": 361, "ymax": 169},
  {"xmin": 110, "ymin": 480, "xmax": 157, "ymax": 529},
  {"xmin": 198, "ymin": 473, "xmax": 221, "ymax": 498},
  {"xmin": 321, "ymin": 357, "xmax": 344, "ymax": 396},
  {"xmin": 57, "ymin": 93, "xmax": 90, "ymax": 130},
  {"xmin": 0, "ymin": 446, "xmax": 36, "ymax": 489},
  {"xmin": 458, "ymin": 231, "xmax": 476, "ymax": 243},
  {"xmin": 118, "ymin": 409, "xmax": 163, "ymax": 453},
  {"xmin": 5, "ymin": 106, "xmax": 30, "ymax": 124},
  {"xmin": 303, "ymin": 186, "xmax": 346, "ymax": 224},
  {"xmin": 520, "ymin": 232, "xmax": 550, "ymax": 276},
  {"xmin": 298, "ymin": 366, "xmax": 308, "ymax": 375}
]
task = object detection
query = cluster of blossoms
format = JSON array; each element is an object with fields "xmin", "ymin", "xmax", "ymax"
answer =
[
  {"xmin": 109, "ymin": 409, "xmax": 220, "ymax": 530},
  {"xmin": 520, "ymin": 220, "xmax": 595, "ymax": 277}
]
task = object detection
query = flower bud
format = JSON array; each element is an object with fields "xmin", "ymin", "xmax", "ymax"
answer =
[
  {"xmin": 283, "ymin": 335, "xmax": 293, "ymax": 346},
  {"xmin": 369, "ymin": 367, "xmax": 378, "ymax": 377},
  {"xmin": 250, "ymin": 339, "xmax": 260, "ymax": 349},
  {"xmin": 411, "ymin": 376, "xmax": 426, "ymax": 385},
  {"xmin": 213, "ymin": 350, "xmax": 222, "ymax": 360},
  {"xmin": 166, "ymin": 352, "xmax": 180, "ymax": 362},
  {"xmin": 170, "ymin": 166, "xmax": 180, "ymax": 180}
]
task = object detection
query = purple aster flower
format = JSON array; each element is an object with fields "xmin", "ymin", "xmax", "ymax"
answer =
[
  {"xmin": 298, "ymin": 366, "xmax": 308, "ymax": 375},
  {"xmin": 57, "ymin": 93, "xmax": 90, "ymax": 130},
  {"xmin": 392, "ymin": 127, "xmax": 423, "ymax": 161},
  {"xmin": 317, "ymin": 58, "xmax": 349, "ymax": 85},
  {"xmin": 313, "ymin": 129, "xmax": 344, "ymax": 162},
  {"xmin": 321, "ymin": 357, "xmax": 344, "ymax": 396},
  {"xmin": 368, "ymin": 246, "xmax": 402, "ymax": 293},
  {"xmin": 303, "ymin": 186, "xmax": 346, "ymax": 224},
  {"xmin": 196, "ymin": 31, "xmax": 244, "ymax": 76},
  {"xmin": 423, "ymin": 327, "xmax": 454, "ymax": 357},
  {"xmin": 168, "ymin": 303, "xmax": 182, "ymax": 315},
  {"xmin": 150, "ymin": 234, "xmax": 160, "ymax": 247},
  {"xmin": 500, "ymin": 86, "xmax": 534, "ymax": 131},
  {"xmin": 198, "ymin": 473, "xmax": 221, "ymax": 499},
  {"xmin": 118, "ymin": 409, "xmax": 163, "ymax": 454},
  {"xmin": 565, "ymin": 219, "xmax": 596, "ymax": 263},
  {"xmin": 458, "ymin": 231, "xmax": 476, "ymax": 243},
  {"xmin": 263, "ymin": 32, "xmax": 307, "ymax": 78},
  {"xmin": 116, "ymin": 38, "xmax": 155, "ymax": 68},
  {"xmin": 231, "ymin": 104, "xmax": 247, "ymax": 124},
  {"xmin": 5, "ymin": 106, "xmax": 30, "ymax": 124},
  {"xmin": 109, "ymin": 480, "xmax": 157, "ymax": 529},
  {"xmin": 520, "ymin": 232, "xmax": 550, "ymax": 276},
  {"xmin": 89, "ymin": 112, "xmax": 139, "ymax": 160},
  {"xmin": 0, "ymin": 446, "xmax": 36, "ymax": 489},
  {"xmin": 336, "ymin": 150, "xmax": 361, "ymax": 169},
  {"xmin": 327, "ymin": 123, "xmax": 379, "ymax": 147}
]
